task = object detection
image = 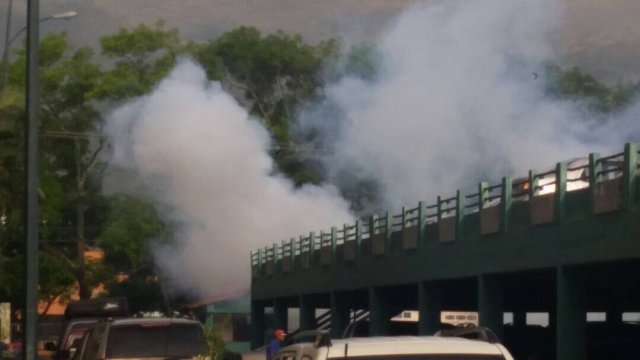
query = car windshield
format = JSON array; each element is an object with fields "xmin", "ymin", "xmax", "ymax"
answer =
[{"xmin": 106, "ymin": 323, "xmax": 207, "ymax": 359}]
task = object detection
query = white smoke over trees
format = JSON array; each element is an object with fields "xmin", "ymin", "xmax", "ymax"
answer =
[
  {"xmin": 301, "ymin": 0, "xmax": 640, "ymax": 211},
  {"xmin": 105, "ymin": 62, "xmax": 353, "ymax": 298},
  {"xmin": 103, "ymin": 0, "xmax": 640, "ymax": 299}
]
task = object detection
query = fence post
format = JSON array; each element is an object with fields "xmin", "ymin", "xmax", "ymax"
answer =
[
  {"xmin": 456, "ymin": 189, "xmax": 465, "ymax": 241},
  {"xmin": 386, "ymin": 210, "xmax": 393, "ymax": 251},
  {"xmin": 500, "ymin": 177, "xmax": 512, "ymax": 234},
  {"xmin": 589, "ymin": 153, "xmax": 601, "ymax": 213},
  {"xmin": 623, "ymin": 143, "xmax": 637, "ymax": 210},
  {"xmin": 555, "ymin": 162, "xmax": 567, "ymax": 223},
  {"xmin": 355, "ymin": 219, "xmax": 362, "ymax": 258},
  {"xmin": 528, "ymin": 169, "xmax": 538, "ymax": 197},
  {"xmin": 309, "ymin": 231, "xmax": 315, "ymax": 268},
  {"xmin": 331, "ymin": 226, "xmax": 337, "ymax": 264},
  {"xmin": 273, "ymin": 243, "xmax": 278, "ymax": 272},
  {"xmin": 418, "ymin": 201, "xmax": 426, "ymax": 244}
]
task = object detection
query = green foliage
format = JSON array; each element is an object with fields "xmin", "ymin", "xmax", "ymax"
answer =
[
  {"xmin": 97, "ymin": 195, "xmax": 168, "ymax": 312},
  {"xmin": 192, "ymin": 27, "xmax": 341, "ymax": 185},
  {"xmin": 97, "ymin": 21, "xmax": 182, "ymax": 100},
  {"xmin": 546, "ymin": 65, "xmax": 639, "ymax": 113},
  {"xmin": 203, "ymin": 319, "xmax": 229, "ymax": 360},
  {"xmin": 98, "ymin": 196, "xmax": 166, "ymax": 272},
  {"xmin": 39, "ymin": 252, "xmax": 76, "ymax": 308},
  {"xmin": 343, "ymin": 44, "xmax": 381, "ymax": 81}
]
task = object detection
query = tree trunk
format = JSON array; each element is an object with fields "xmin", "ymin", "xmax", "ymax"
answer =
[
  {"xmin": 76, "ymin": 200, "xmax": 89, "ymax": 299},
  {"xmin": 74, "ymin": 139, "xmax": 90, "ymax": 299}
]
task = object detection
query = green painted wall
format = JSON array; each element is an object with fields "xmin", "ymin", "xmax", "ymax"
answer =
[{"xmin": 251, "ymin": 144, "xmax": 640, "ymax": 300}]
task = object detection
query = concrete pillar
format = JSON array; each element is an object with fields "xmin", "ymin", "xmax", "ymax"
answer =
[
  {"xmin": 513, "ymin": 311, "xmax": 526, "ymax": 327},
  {"xmin": 369, "ymin": 287, "xmax": 393, "ymax": 336},
  {"xmin": 299, "ymin": 295, "xmax": 316, "ymax": 331},
  {"xmin": 331, "ymin": 291, "xmax": 350, "ymax": 338},
  {"xmin": 478, "ymin": 274, "xmax": 504, "ymax": 341},
  {"xmin": 606, "ymin": 309, "xmax": 623, "ymax": 326},
  {"xmin": 250, "ymin": 301, "xmax": 266, "ymax": 349},
  {"xmin": 419, "ymin": 282, "xmax": 443, "ymax": 335},
  {"xmin": 273, "ymin": 299, "xmax": 288, "ymax": 332},
  {"xmin": 556, "ymin": 266, "xmax": 587, "ymax": 360}
]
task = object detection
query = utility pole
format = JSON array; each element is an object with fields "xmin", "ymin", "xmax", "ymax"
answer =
[
  {"xmin": 0, "ymin": 0, "xmax": 13, "ymax": 90},
  {"xmin": 23, "ymin": 0, "xmax": 40, "ymax": 359}
]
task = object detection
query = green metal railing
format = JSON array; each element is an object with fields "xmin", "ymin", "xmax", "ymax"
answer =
[{"xmin": 251, "ymin": 143, "xmax": 639, "ymax": 276}]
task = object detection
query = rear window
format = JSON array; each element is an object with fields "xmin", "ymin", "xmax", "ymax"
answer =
[
  {"xmin": 64, "ymin": 322, "xmax": 97, "ymax": 349},
  {"xmin": 106, "ymin": 323, "xmax": 207, "ymax": 359}
]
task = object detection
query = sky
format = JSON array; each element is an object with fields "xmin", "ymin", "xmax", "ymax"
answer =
[{"xmin": 2, "ymin": 0, "xmax": 640, "ymax": 81}]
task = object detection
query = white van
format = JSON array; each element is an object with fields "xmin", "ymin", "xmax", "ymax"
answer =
[{"xmin": 275, "ymin": 329, "xmax": 514, "ymax": 360}]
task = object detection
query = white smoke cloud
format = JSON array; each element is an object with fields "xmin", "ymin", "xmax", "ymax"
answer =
[
  {"xmin": 304, "ymin": 0, "xmax": 639, "ymax": 210},
  {"xmin": 102, "ymin": 0, "xmax": 640, "ymax": 299},
  {"xmin": 105, "ymin": 60, "xmax": 353, "ymax": 298}
]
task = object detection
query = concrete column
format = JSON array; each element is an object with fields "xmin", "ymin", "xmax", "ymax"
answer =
[
  {"xmin": 606, "ymin": 309, "xmax": 623, "ymax": 326},
  {"xmin": 331, "ymin": 291, "xmax": 350, "ymax": 338},
  {"xmin": 369, "ymin": 287, "xmax": 392, "ymax": 336},
  {"xmin": 299, "ymin": 295, "xmax": 316, "ymax": 331},
  {"xmin": 250, "ymin": 301, "xmax": 266, "ymax": 349},
  {"xmin": 513, "ymin": 311, "xmax": 526, "ymax": 327},
  {"xmin": 273, "ymin": 298, "xmax": 288, "ymax": 332},
  {"xmin": 419, "ymin": 282, "xmax": 443, "ymax": 335},
  {"xmin": 556, "ymin": 266, "xmax": 587, "ymax": 360},
  {"xmin": 478, "ymin": 274, "xmax": 504, "ymax": 341}
]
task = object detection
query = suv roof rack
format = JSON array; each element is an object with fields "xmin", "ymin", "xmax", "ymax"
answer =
[
  {"xmin": 64, "ymin": 298, "xmax": 129, "ymax": 319},
  {"xmin": 435, "ymin": 326, "xmax": 500, "ymax": 344},
  {"xmin": 282, "ymin": 330, "xmax": 332, "ymax": 348}
]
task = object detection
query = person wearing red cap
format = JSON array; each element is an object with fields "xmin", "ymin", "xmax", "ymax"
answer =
[{"xmin": 266, "ymin": 329, "xmax": 286, "ymax": 360}]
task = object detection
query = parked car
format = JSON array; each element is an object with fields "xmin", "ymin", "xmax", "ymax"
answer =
[
  {"xmin": 78, "ymin": 317, "xmax": 208, "ymax": 360},
  {"xmin": 274, "ymin": 328, "xmax": 514, "ymax": 360},
  {"xmin": 55, "ymin": 298, "xmax": 129, "ymax": 360}
]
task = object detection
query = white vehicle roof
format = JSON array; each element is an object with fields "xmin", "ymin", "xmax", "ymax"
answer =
[
  {"xmin": 277, "ymin": 335, "xmax": 514, "ymax": 360},
  {"xmin": 327, "ymin": 336, "xmax": 506, "ymax": 357}
]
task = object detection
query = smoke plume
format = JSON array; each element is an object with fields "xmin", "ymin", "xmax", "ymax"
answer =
[
  {"xmin": 302, "ymin": 0, "xmax": 640, "ymax": 211},
  {"xmin": 104, "ymin": 0, "xmax": 640, "ymax": 299},
  {"xmin": 105, "ymin": 61, "xmax": 353, "ymax": 298}
]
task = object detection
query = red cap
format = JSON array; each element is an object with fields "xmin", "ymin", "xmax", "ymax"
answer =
[{"xmin": 274, "ymin": 329, "xmax": 286, "ymax": 337}]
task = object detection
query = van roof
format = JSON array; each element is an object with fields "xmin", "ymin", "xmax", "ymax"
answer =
[
  {"xmin": 111, "ymin": 317, "xmax": 200, "ymax": 326},
  {"xmin": 325, "ymin": 336, "xmax": 503, "ymax": 357}
]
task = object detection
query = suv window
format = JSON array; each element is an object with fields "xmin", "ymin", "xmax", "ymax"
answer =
[{"xmin": 105, "ymin": 323, "xmax": 207, "ymax": 359}]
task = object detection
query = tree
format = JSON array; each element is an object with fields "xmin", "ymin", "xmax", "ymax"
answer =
[
  {"xmin": 96, "ymin": 21, "xmax": 183, "ymax": 100},
  {"xmin": 5, "ymin": 32, "xmax": 107, "ymax": 299},
  {"xmin": 192, "ymin": 27, "xmax": 340, "ymax": 185},
  {"xmin": 545, "ymin": 65, "xmax": 639, "ymax": 113},
  {"xmin": 98, "ymin": 195, "xmax": 169, "ymax": 312}
]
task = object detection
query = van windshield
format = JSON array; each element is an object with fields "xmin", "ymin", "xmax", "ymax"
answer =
[{"xmin": 106, "ymin": 323, "xmax": 207, "ymax": 359}]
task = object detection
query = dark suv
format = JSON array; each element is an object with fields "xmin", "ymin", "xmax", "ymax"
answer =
[
  {"xmin": 56, "ymin": 298, "xmax": 130, "ymax": 360},
  {"xmin": 77, "ymin": 317, "xmax": 208, "ymax": 360}
]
